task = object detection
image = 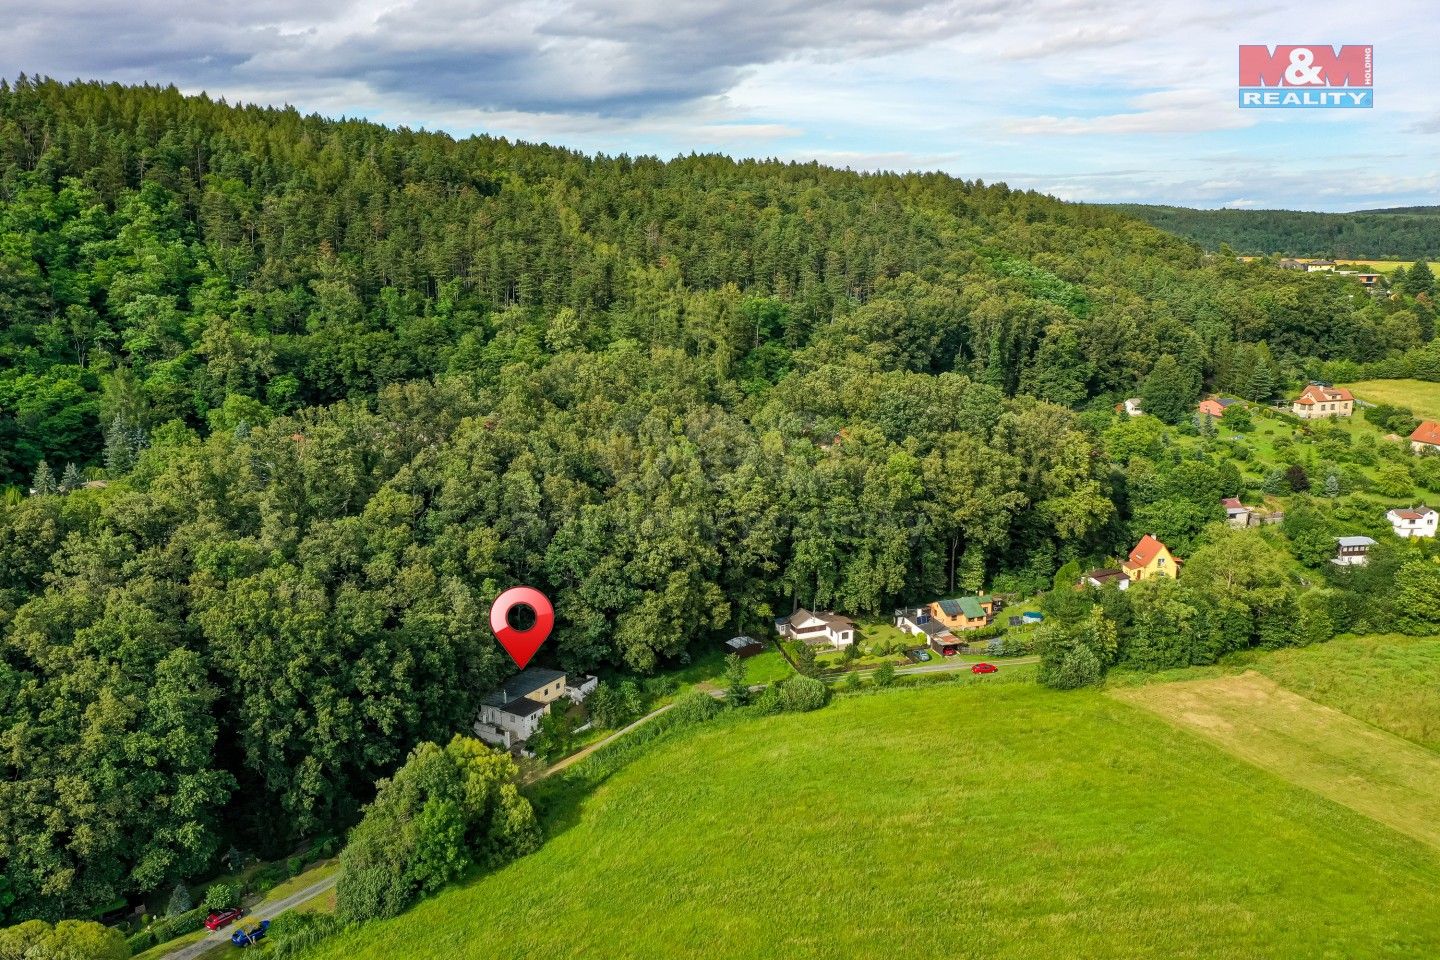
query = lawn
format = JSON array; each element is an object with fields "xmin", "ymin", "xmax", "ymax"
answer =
[
  {"xmin": 300, "ymin": 682, "xmax": 1440, "ymax": 960},
  {"xmin": 1345, "ymin": 379, "xmax": 1440, "ymax": 423},
  {"xmin": 1245, "ymin": 633, "xmax": 1440, "ymax": 753}
]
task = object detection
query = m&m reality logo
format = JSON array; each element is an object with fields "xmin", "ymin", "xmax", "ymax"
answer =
[{"xmin": 1238, "ymin": 45, "xmax": 1373, "ymax": 108}]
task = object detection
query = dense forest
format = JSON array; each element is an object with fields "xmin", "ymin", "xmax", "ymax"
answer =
[
  {"xmin": 1, "ymin": 77, "xmax": 1437, "ymax": 926},
  {"xmin": 1115, "ymin": 203, "xmax": 1440, "ymax": 259}
]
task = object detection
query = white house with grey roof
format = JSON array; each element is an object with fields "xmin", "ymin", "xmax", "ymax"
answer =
[
  {"xmin": 775, "ymin": 609, "xmax": 855, "ymax": 648},
  {"xmin": 474, "ymin": 667, "xmax": 571, "ymax": 750},
  {"xmin": 1332, "ymin": 536, "xmax": 1377, "ymax": 567}
]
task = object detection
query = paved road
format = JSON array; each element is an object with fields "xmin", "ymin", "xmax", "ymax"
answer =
[
  {"xmin": 842, "ymin": 654, "xmax": 1041, "ymax": 678},
  {"xmin": 160, "ymin": 873, "xmax": 339, "ymax": 960}
]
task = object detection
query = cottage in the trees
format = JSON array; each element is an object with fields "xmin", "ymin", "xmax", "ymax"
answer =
[{"xmin": 1122, "ymin": 534, "xmax": 1180, "ymax": 582}]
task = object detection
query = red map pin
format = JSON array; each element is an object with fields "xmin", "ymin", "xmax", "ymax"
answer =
[{"xmin": 490, "ymin": 586, "xmax": 554, "ymax": 669}]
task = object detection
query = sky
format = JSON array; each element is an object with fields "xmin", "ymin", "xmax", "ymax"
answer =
[{"xmin": 1, "ymin": 0, "xmax": 1436, "ymax": 211}]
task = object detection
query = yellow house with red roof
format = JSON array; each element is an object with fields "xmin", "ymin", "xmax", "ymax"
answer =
[{"xmin": 1121, "ymin": 534, "xmax": 1180, "ymax": 583}]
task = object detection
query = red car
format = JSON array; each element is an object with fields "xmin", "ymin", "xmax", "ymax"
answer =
[
  {"xmin": 204, "ymin": 908, "xmax": 243, "ymax": 931},
  {"xmin": 971, "ymin": 662, "xmax": 998, "ymax": 674}
]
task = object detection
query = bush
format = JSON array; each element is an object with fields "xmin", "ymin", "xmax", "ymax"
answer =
[
  {"xmin": 335, "ymin": 736, "xmax": 538, "ymax": 923},
  {"xmin": 266, "ymin": 913, "xmax": 350, "ymax": 960},
  {"xmin": 202, "ymin": 881, "xmax": 240, "ymax": 912},
  {"xmin": 126, "ymin": 928, "xmax": 158, "ymax": 953},
  {"xmin": 778, "ymin": 675, "xmax": 829, "ymax": 712},
  {"xmin": 246, "ymin": 866, "xmax": 286, "ymax": 897},
  {"xmin": 287, "ymin": 856, "xmax": 305, "ymax": 877},
  {"xmin": 0, "ymin": 919, "xmax": 128, "ymax": 960},
  {"xmin": 750, "ymin": 685, "xmax": 782, "ymax": 715},
  {"xmin": 151, "ymin": 906, "xmax": 207, "ymax": 942},
  {"xmin": 873, "ymin": 663, "xmax": 897, "ymax": 687},
  {"xmin": 1044, "ymin": 644, "xmax": 1102, "ymax": 690},
  {"xmin": 671, "ymin": 690, "xmax": 721, "ymax": 724}
]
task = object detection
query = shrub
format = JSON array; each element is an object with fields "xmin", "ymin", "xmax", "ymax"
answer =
[
  {"xmin": 267, "ymin": 913, "xmax": 350, "ymax": 960},
  {"xmin": 873, "ymin": 663, "xmax": 897, "ymax": 687},
  {"xmin": 1044, "ymin": 644, "xmax": 1102, "ymax": 690},
  {"xmin": 336, "ymin": 737, "xmax": 538, "ymax": 923},
  {"xmin": 151, "ymin": 906, "xmax": 206, "ymax": 942},
  {"xmin": 287, "ymin": 856, "xmax": 305, "ymax": 877},
  {"xmin": 246, "ymin": 866, "xmax": 286, "ymax": 897},
  {"xmin": 0, "ymin": 919, "xmax": 128, "ymax": 960},
  {"xmin": 750, "ymin": 685, "xmax": 783, "ymax": 715},
  {"xmin": 202, "ymin": 881, "xmax": 240, "ymax": 912},
  {"xmin": 671, "ymin": 691, "xmax": 721, "ymax": 724},
  {"xmin": 126, "ymin": 928, "xmax": 158, "ymax": 953},
  {"xmin": 779, "ymin": 675, "xmax": 829, "ymax": 712}
]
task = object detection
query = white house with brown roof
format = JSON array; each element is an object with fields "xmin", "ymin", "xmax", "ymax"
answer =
[
  {"xmin": 1291, "ymin": 383, "xmax": 1353, "ymax": 419},
  {"xmin": 776, "ymin": 609, "xmax": 856, "ymax": 648},
  {"xmin": 1388, "ymin": 506, "xmax": 1438, "ymax": 538},
  {"xmin": 1411, "ymin": 421, "xmax": 1440, "ymax": 454}
]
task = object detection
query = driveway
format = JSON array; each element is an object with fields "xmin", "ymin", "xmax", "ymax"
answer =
[{"xmin": 158, "ymin": 872, "xmax": 339, "ymax": 960}]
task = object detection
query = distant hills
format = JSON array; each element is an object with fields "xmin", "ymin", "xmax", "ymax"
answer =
[{"xmin": 1114, "ymin": 204, "xmax": 1440, "ymax": 260}]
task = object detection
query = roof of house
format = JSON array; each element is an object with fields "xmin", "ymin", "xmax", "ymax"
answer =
[
  {"xmin": 726, "ymin": 636, "xmax": 759, "ymax": 649},
  {"xmin": 1083, "ymin": 567, "xmax": 1128, "ymax": 584},
  {"xmin": 1221, "ymin": 497, "xmax": 1247, "ymax": 510},
  {"xmin": 1126, "ymin": 534, "xmax": 1170, "ymax": 567},
  {"xmin": 1336, "ymin": 535, "xmax": 1378, "ymax": 548},
  {"xmin": 1389, "ymin": 507, "xmax": 1436, "ymax": 521},
  {"xmin": 936, "ymin": 595, "xmax": 993, "ymax": 619},
  {"xmin": 500, "ymin": 695, "xmax": 548, "ymax": 718},
  {"xmin": 784, "ymin": 608, "xmax": 853, "ymax": 631},
  {"xmin": 1411, "ymin": 421, "xmax": 1440, "ymax": 446},
  {"xmin": 485, "ymin": 667, "xmax": 566, "ymax": 706},
  {"xmin": 1295, "ymin": 383, "xmax": 1354, "ymax": 405}
]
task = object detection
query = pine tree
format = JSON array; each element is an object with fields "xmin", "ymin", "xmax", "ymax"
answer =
[
  {"xmin": 104, "ymin": 415, "xmax": 133, "ymax": 476},
  {"xmin": 32, "ymin": 460, "xmax": 56, "ymax": 495},
  {"xmin": 166, "ymin": 883, "xmax": 193, "ymax": 917},
  {"xmin": 60, "ymin": 462, "xmax": 83, "ymax": 492}
]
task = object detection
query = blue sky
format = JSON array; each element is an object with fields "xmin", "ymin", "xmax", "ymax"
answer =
[{"xmin": 3, "ymin": 0, "xmax": 1436, "ymax": 210}]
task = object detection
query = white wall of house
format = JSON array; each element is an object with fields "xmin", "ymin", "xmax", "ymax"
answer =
[
  {"xmin": 1389, "ymin": 511, "xmax": 1438, "ymax": 538},
  {"xmin": 478, "ymin": 702, "xmax": 545, "ymax": 741}
]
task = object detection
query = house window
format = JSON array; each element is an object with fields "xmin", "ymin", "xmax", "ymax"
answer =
[{"xmin": 1157, "ymin": 557, "xmax": 1166, "ymax": 567}]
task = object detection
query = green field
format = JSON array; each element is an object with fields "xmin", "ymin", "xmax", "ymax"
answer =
[
  {"xmin": 1118, "ymin": 671, "xmax": 1440, "ymax": 852},
  {"xmin": 1345, "ymin": 379, "xmax": 1440, "ymax": 423},
  {"xmin": 302, "ymin": 682, "xmax": 1440, "ymax": 960},
  {"xmin": 1338, "ymin": 259, "xmax": 1440, "ymax": 274},
  {"xmin": 1248, "ymin": 634, "xmax": 1440, "ymax": 752}
]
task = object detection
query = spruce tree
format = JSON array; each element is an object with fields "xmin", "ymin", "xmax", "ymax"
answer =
[
  {"xmin": 60, "ymin": 462, "xmax": 83, "ymax": 492},
  {"xmin": 104, "ymin": 415, "xmax": 133, "ymax": 476},
  {"xmin": 32, "ymin": 460, "xmax": 56, "ymax": 495},
  {"xmin": 166, "ymin": 882, "xmax": 192, "ymax": 917}
]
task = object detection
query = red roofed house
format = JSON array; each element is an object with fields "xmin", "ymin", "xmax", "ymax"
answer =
[
  {"xmin": 1121, "ymin": 534, "xmax": 1180, "ymax": 583},
  {"xmin": 1197, "ymin": 397, "xmax": 1237, "ymax": 418},
  {"xmin": 1410, "ymin": 421, "xmax": 1440, "ymax": 454},
  {"xmin": 1291, "ymin": 384, "xmax": 1354, "ymax": 420},
  {"xmin": 1388, "ymin": 506, "xmax": 1438, "ymax": 538}
]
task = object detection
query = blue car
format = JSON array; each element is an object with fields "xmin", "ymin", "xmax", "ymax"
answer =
[{"xmin": 231, "ymin": 919, "xmax": 269, "ymax": 947}]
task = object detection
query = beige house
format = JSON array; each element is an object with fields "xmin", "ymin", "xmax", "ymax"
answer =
[{"xmin": 1291, "ymin": 384, "xmax": 1353, "ymax": 419}]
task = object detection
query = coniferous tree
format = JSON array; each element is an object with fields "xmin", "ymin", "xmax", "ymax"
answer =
[{"xmin": 31, "ymin": 460, "xmax": 56, "ymax": 495}]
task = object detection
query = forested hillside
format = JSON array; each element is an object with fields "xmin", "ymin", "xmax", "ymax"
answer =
[
  {"xmin": 1116, "ymin": 203, "xmax": 1440, "ymax": 259},
  {"xmin": 1, "ymin": 77, "xmax": 1436, "ymax": 925}
]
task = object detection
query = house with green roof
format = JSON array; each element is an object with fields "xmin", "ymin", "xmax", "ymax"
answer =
[{"xmin": 929, "ymin": 593, "xmax": 996, "ymax": 632}]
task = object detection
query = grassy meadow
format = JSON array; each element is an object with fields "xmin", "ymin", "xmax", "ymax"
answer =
[
  {"xmin": 1337, "ymin": 259, "xmax": 1440, "ymax": 274},
  {"xmin": 1247, "ymin": 633, "xmax": 1440, "ymax": 752},
  {"xmin": 301, "ymin": 681, "xmax": 1440, "ymax": 960},
  {"xmin": 1345, "ymin": 379, "xmax": 1440, "ymax": 423},
  {"xmin": 1117, "ymin": 671, "xmax": 1440, "ymax": 852}
]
